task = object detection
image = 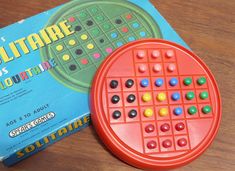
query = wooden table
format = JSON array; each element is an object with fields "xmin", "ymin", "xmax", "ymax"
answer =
[{"xmin": 0, "ymin": 0, "xmax": 234, "ymax": 170}]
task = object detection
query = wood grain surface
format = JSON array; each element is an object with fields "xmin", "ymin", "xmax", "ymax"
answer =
[{"xmin": 0, "ymin": 0, "xmax": 235, "ymax": 170}]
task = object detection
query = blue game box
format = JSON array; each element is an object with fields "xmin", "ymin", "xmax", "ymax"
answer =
[{"xmin": 0, "ymin": 0, "xmax": 189, "ymax": 166}]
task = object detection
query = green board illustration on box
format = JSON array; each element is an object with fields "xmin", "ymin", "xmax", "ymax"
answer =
[{"xmin": 41, "ymin": 0, "xmax": 162, "ymax": 92}]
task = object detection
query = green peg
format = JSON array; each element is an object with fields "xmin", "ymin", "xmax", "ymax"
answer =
[
  {"xmin": 186, "ymin": 92, "xmax": 195, "ymax": 100},
  {"xmin": 197, "ymin": 77, "xmax": 206, "ymax": 85},
  {"xmin": 200, "ymin": 92, "xmax": 209, "ymax": 100},
  {"xmin": 202, "ymin": 106, "xmax": 211, "ymax": 114},
  {"xmin": 188, "ymin": 106, "xmax": 197, "ymax": 115},
  {"xmin": 184, "ymin": 78, "xmax": 192, "ymax": 86}
]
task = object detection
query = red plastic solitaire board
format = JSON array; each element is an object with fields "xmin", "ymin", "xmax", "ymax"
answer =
[{"xmin": 91, "ymin": 39, "xmax": 221, "ymax": 170}]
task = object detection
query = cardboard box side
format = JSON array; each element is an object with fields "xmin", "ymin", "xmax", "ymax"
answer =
[{"xmin": 3, "ymin": 114, "xmax": 91, "ymax": 166}]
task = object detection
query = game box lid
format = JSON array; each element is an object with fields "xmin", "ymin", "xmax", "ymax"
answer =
[{"xmin": 0, "ymin": 0, "xmax": 190, "ymax": 166}]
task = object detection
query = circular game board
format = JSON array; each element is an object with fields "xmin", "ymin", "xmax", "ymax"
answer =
[
  {"xmin": 41, "ymin": 0, "xmax": 162, "ymax": 92},
  {"xmin": 91, "ymin": 39, "xmax": 221, "ymax": 170}
]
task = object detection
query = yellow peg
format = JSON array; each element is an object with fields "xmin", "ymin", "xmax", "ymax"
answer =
[{"xmin": 144, "ymin": 108, "xmax": 153, "ymax": 117}]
